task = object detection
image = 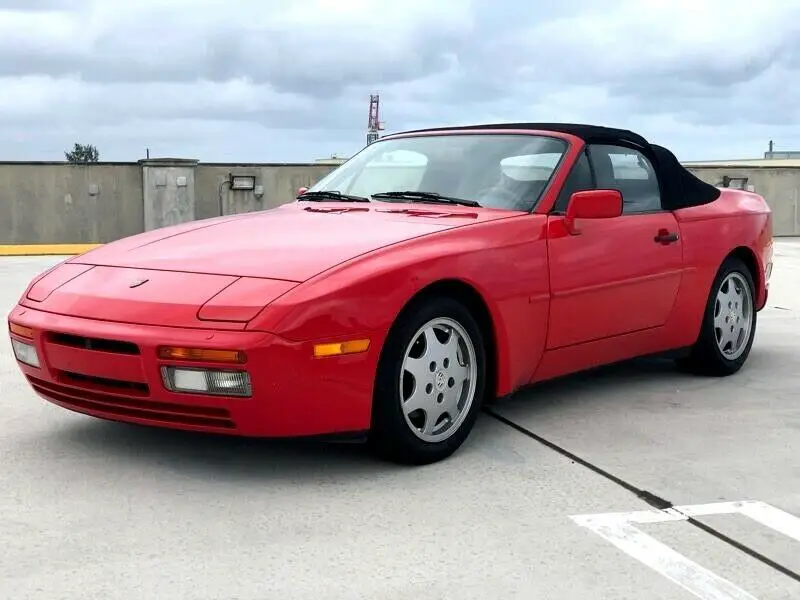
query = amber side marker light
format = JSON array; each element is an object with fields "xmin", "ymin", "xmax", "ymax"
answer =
[
  {"xmin": 157, "ymin": 347, "xmax": 246, "ymax": 364},
  {"xmin": 313, "ymin": 339, "xmax": 370, "ymax": 358},
  {"xmin": 9, "ymin": 322, "xmax": 33, "ymax": 339}
]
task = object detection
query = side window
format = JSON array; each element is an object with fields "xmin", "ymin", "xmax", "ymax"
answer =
[
  {"xmin": 587, "ymin": 144, "xmax": 662, "ymax": 214},
  {"xmin": 553, "ymin": 151, "xmax": 594, "ymax": 213}
]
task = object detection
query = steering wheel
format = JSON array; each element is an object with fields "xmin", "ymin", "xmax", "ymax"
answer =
[{"xmin": 474, "ymin": 186, "xmax": 524, "ymax": 209}]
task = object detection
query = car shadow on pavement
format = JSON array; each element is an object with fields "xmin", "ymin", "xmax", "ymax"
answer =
[
  {"xmin": 45, "ymin": 416, "xmax": 502, "ymax": 484},
  {"xmin": 44, "ymin": 351, "xmax": 778, "ymax": 479},
  {"xmin": 486, "ymin": 348, "xmax": 791, "ymax": 429},
  {"xmin": 493, "ymin": 356, "xmax": 702, "ymax": 409},
  {"xmin": 52, "ymin": 418, "xmax": 393, "ymax": 481},
  {"xmin": 50, "ymin": 411, "xmax": 500, "ymax": 479}
]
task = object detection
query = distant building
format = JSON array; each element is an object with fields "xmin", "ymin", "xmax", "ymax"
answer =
[
  {"xmin": 682, "ymin": 158, "xmax": 800, "ymax": 169},
  {"xmin": 314, "ymin": 154, "xmax": 348, "ymax": 166},
  {"xmin": 763, "ymin": 139, "xmax": 800, "ymax": 160},
  {"xmin": 764, "ymin": 151, "xmax": 800, "ymax": 159}
]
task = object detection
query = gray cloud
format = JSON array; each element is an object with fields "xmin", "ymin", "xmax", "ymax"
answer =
[
  {"xmin": 0, "ymin": 0, "xmax": 81, "ymax": 9},
  {"xmin": 1, "ymin": 0, "xmax": 799, "ymax": 162}
]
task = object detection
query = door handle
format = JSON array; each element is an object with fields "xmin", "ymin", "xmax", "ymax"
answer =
[{"xmin": 654, "ymin": 229, "xmax": 679, "ymax": 244}]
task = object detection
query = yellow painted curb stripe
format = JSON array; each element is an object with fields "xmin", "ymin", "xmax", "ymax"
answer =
[{"xmin": 0, "ymin": 244, "xmax": 102, "ymax": 256}]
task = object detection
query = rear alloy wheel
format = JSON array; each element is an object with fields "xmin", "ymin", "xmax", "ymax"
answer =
[
  {"xmin": 369, "ymin": 297, "xmax": 486, "ymax": 465},
  {"xmin": 679, "ymin": 256, "xmax": 757, "ymax": 376}
]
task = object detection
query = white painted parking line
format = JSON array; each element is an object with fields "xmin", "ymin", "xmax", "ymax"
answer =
[
  {"xmin": 571, "ymin": 500, "xmax": 800, "ymax": 600},
  {"xmin": 666, "ymin": 501, "xmax": 800, "ymax": 544}
]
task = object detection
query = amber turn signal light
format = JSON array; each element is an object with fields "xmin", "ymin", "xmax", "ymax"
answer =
[
  {"xmin": 157, "ymin": 346, "xmax": 246, "ymax": 364},
  {"xmin": 9, "ymin": 322, "xmax": 33, "ymax": 339},
  {"xmin": 313, "ymin": 339, "xmax": 370, "ymax": 358}
]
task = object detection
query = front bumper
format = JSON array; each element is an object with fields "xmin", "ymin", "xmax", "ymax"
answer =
[{"xmin": 7, "ymin": 304, "xmax": 380, "ymax": 438}]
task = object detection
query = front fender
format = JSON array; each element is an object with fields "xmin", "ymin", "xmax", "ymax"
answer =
[{"xmin": 246, "ymin": 214, "xmax": 551, "ymax": 396}]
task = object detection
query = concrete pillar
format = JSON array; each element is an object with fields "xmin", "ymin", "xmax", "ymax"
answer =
[{"xmin": 139, "ymin": 158, "xmax": 199, "ymax": 231}]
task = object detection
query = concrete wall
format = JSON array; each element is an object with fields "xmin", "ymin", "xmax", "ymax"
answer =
[
  {"xmin": 0, "ymin": 162, "xmax": 144, "ymax": 244},
  {"xmin": 141, "ymin": 159, "xmax": 199, "ymax": 230},
  {"xmin": 1, "ymin": 159, "xmax": 798, "ymax": 244},
  {"xmin": 687, "ymin": 167, "xmax": 800, "ymax": 236},
  {"xmin": 196, "ymin": 164, "xmax": 333, "ymax": 220},
  {"xmin": 0, "ymin": 161, "xmax": 336, "ymax": 244}
]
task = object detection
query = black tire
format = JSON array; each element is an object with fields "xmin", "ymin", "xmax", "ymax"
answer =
[
  {"xmin": 368, "ymin": 296, "xmax": 487, "ymax": 465},
  {"xmin": 677, "ymin": 256, "xmax": 757, "ymax": 376}
]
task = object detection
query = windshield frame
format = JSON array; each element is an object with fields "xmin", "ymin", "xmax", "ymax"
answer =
[{"xmin": 305, "ymin": 130, "xmax": 574, "ymax": 213}]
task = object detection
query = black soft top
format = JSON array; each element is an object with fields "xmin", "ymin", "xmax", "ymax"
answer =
[{"xmin": 397, "ymin": 122, "xmax": 721, "ymax": 210}]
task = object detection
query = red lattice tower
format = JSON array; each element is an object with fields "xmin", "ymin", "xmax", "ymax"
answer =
[{"xmin": 367, "ymin": 94, "xmax": 385, "ymax": 145}]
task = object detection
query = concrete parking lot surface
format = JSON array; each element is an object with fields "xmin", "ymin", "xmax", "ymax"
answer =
[{"xmin": 2, "ymin": 242, "xmax": 800, "ymax": 600}]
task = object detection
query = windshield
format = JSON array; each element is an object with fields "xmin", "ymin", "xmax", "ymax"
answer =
[{"xmin": 307, "ymin": 133, "xmax": 569, "ymax": 211}]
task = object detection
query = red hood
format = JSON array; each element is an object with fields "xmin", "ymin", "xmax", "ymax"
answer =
[{"xmin": 70, "ymin": 202, "xmax": 515, "ymax": 281}]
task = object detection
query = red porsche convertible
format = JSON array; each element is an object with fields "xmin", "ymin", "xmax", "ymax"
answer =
[{"xmin": 8, "ymin": 123, "xmax": 773, "ymax": 465}]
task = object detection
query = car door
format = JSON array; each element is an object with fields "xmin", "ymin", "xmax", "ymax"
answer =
[{"xmin": 545, "ymin": 143, "xmax": 684, "ymax": 349}]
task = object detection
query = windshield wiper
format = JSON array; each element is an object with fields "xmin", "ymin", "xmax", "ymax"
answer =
[
  {"xmin": 370, "ymin": 190, "xmax": 481, "ymax": 207},
  {"xmin": 297, "ymin": 190, "xmax": 370, "ymax": 203}
]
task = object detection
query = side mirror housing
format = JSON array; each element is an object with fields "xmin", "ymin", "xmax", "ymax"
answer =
[
  {"xmin": 297, "ymin": 186, "xmax": 309, "ymax": 197},
  {"xmin": 564, "ymin": 189, "xmax": 622, "ymax": 234}
]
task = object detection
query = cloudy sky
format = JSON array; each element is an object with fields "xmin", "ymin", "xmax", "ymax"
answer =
[{"xmin": 2, "ymin": 0, "xmax": 799, "ymax": 163}]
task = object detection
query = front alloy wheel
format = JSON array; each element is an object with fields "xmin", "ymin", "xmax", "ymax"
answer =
[
  {"xmin": 370, "ymin": 296, "xmax": 486, "ymax": 465},
  {"xmin": 400, "ymin": 317, "xmax": 478, "ymax": 444}
]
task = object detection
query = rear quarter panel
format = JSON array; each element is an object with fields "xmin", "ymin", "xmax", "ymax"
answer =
[
  {"xmin": 665, "ymin": 189, "xmax": 772, "ymax": 347},
  {"xmin": 247, "ymin": 213, "xmax": 552, "ymax": 397}
]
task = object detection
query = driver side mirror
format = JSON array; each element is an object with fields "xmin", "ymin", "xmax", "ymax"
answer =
[
  {"xmin": 564, "ymin": 189, "xmax": 622, "ymax": 235},
  {"xmin": 296, "ymin": 186, "xmax": 309, "ymax": 197}
]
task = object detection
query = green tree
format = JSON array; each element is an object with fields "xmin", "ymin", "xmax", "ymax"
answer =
[{"xmin": 65, "ymin": 143, "xmax": 100, "ymax": 163}]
